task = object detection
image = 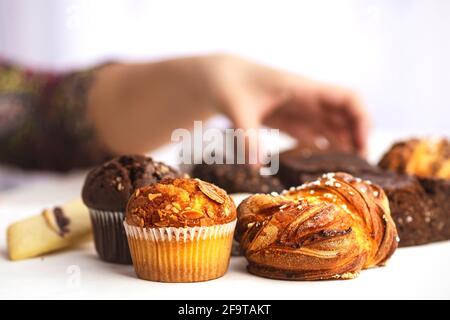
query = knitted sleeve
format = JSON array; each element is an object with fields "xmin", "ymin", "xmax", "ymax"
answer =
[{"xmin": 0, "ymin": 61, "xmax": 112, "ymax": 171}]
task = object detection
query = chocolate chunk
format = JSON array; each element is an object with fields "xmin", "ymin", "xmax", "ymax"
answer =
[{"xmin": 53, "ymin": 207, "xmax": 70, "ymax": 237}]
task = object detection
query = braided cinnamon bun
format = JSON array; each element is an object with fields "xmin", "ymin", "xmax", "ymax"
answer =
[{"xmin": 236, "ymin": 172, "xmax": 398, "ymax": 280}]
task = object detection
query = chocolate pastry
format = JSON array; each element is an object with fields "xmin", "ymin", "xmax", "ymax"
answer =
[
  {"xmin": 417, "ymin": 177, "xmax": 450, "ymax": 242},
  {"xmin": 278, "ymin": 150, "xmax": 377, "ymax": 188},
  {"xmin": 360, "ymin": 172, "xmax": 437, "ymax": 247},
  {"xmin": 236, "ymin": 172, "xmax": 398, "ymax": 280},
  {"xmin": 379, "ymin": 138, "xmax": 450, "ymax": 179},
  {"xmin": 191, "ymin": 163, "xmax": 284, "ymax": 194},
  {"xmin": 379, "ymin": 138, "xmax": 450, "ymax": 245},
  {"xmin": 82, "ymin": 155, "xmax": 181, "ymax": 212}
]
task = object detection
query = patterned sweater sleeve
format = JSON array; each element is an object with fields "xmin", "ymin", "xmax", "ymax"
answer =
[{"xmin": 0, "ymin": 61, "xmax": 112, "ymax": 171}]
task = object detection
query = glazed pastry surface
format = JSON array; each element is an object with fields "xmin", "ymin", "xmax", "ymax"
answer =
[{"xmin": 236, "ymin": 172, "xmax": 398, "ymax": 280}]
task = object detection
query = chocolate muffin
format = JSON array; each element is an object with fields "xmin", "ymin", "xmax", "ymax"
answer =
[
  {"xmin": 191, "ymin": 163, "xmax": 284, "ymax": 194},
  {"xmin": 82, "ymin": 155, "xmax": 180, "ymax": 211},
  {"xmin": 81, "ymin": 155, "xmax": 181, "ymax": 264}
]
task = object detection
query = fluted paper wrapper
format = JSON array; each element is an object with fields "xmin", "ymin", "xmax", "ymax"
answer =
[
  {"xmin": 89, "ymin": 209, "xmax": 132, "ymax": 264},
  {"xmin": 124, "ymin": 220, "xmax": 236, "ymax": 282}
]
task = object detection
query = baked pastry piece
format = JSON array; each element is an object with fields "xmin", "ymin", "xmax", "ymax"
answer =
[
  {"xmin": 124, "ymin": 178, "xmax": 237, "ymax": 282},
  {"xmin": 236, "ymin": 172, "xmax": 398, "ymax": 280},
  {"xmin": 276, "ymin": 149, "xmax": 450, "ymax": 247},
  {"xmin": 360, "ymin": 172, "xmax": 437, "ymax": 247},
  {"xmin": 278, "ymin": 150, "xmax": 377, "ymax": 188},
  {"xmin": 191, "ymin": 163, "xmax": 284, "ymax": 194},
  {"xmin": 379, "ymin": 138, "xmax": 450, "ymax": 245},
  {"xmin": 7, "ymin": 199, "xmax": 92, "ymax": 261},
  {"xmin": 379, "ymin": 138, "xmax": 450, "ymax": 179},
  {"xmin": 82, "ymin": 155, "xmax": 181, "ymax": 212},
  {"xmin": 417, "ymin": 177, "xmax": 450, "ymax": 242},
  {"xmin": 82, "ymin": 155, "xmax": 181, "ymax": 264}
]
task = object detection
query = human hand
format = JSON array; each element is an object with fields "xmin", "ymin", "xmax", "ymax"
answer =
[
  {"xmin": 90, "ymin": 54, "xmax": 370, "ymax": 157},
  {"xmin": 205, "ymin": 55, "xmax": 370, "ymax": 156}
]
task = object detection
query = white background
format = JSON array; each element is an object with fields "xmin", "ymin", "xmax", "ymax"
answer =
[{"xmin": 0, "ymin": 0, "xmax": 449, "ymax": 134}]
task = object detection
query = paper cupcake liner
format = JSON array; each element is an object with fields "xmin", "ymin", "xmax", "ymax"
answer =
[
  {"xmin": 89, "ymin": 209, "xmax": 132, "ymax": 264},
  {"xmin": 124, "ymin": 220, "xmax": 236, "ymax": 282}
]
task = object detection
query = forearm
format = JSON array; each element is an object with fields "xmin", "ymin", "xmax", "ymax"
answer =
[{"xmin": 88, "ymin": 56, "xmax": 219, "ymax": 154}]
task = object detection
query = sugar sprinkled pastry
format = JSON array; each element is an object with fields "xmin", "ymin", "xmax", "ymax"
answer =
[{"xmin": 236, "ymin": 172, "xmax": 398, "ymax": 280}]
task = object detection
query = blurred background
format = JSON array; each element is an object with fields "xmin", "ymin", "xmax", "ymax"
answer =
[
  {"xmin": 1, "ymin": 0, "xmax": 449, "ymax": 134},
  {"xmin": 0, "ymin": 0, "xmax": 449, "ymax": 191}
]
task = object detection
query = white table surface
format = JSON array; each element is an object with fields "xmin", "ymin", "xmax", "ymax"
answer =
[{"xmin": 0, "ymin": 131, "xmax": 449, "ymax": 300}]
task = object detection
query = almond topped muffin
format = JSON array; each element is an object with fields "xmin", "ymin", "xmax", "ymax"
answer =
[{"xmin": 124, "ymin": 178, "xmax": 237, "ymax": 282}]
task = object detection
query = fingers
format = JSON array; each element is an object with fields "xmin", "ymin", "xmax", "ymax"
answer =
[
  {"xmin": 318, "ymin": 86, "xmax": 371, "ymax": 157},
  {"xmin": 343, "ymin": 94, "xmax": 371, "ymax": 156},
  {"xmin": 216, "ymin": 57, "xmax": 371, "ymax": 158}
]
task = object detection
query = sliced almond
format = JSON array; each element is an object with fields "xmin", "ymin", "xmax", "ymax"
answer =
[
  {"xmin": 159, "ymin": 165, "xmax": 169, "ymax": 173},
  {"xmin": 171, "ymin": 207, "xmax": 180, "ymax": 213},
  {"xmin": 131, "ymin": 216, "xmax": 145, "ymax": 228},
  {"xmin": 183, "ymin": 210, "xmax": 204, "ymax": 219},
  {"xmin": 206, "ymin": 210, "xmax": 216, "ymax": 219},
  {"xmin": 172, "ymin": 202, "xmax": 181, "ymax": 210},
  {"xmin": 154, "ymin": 221, "xmax": 167, "ymax": 227},
  {"xmin": 147, "ymin": 193, "xmax": 162, "ymax": 201},
  {"xmin": 135, "ymin": 189, "xmax": 140, "ymax": 197},
  {"xmin": 197, "ymin": 180, "xmax": 225, "ymax": 204}
]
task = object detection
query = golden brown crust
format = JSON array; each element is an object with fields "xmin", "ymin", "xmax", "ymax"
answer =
[
  {"xmin": 379, "ymin": 138, "xmax": 450, "ymax": 179},
  {"xmin": 236, "ymin": 172, "xmax": 398, "ymax": 280},
  {"xmin": 126, "ymin": 178, "xmax": 236, "ymax": 228}
]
